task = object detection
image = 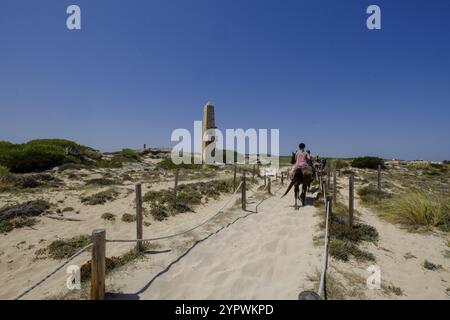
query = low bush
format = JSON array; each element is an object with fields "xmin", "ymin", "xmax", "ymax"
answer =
[
  {"xmin": 121, "ymin": 213, "xmax": 136, "ymax": 223},
  {"xmin": 0, "ymin": 139, "xmax": 101, "ymax": 173},
  {"xmin": 351, "ymin": 157, "xmax": 385, "ymax": 170},
  {"xmin": 81, "ymin": 189, "xmax": 119, "ymax": 205},
  {"xmin": 101, "ymin": 212, "xmax": 116, "ymax": 221},
  {"xmin": 37, "ymin": 235, "xmax": 91, "ymax": 260},
  {"xmin": 85, "ymin": 178, "xmax": 117, "ymax": 186}
]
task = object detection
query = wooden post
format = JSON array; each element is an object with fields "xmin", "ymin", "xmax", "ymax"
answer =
[
  {"xmin": 241, "ymin": 171, "xmax": 246, "ymax": 211},
  {"xmin": 233, "ymin": 165, "xmax": 237, "ymax": 192},
  {"xmin": 268, "ymin": 178, "xmax": 271, "ymax": 194},
  {"xmin": 135, "ymin": 184, "xmax": 143, "ymax": 252},
  {"xmin": 377, "ymin": 164, "xmax": 381, "ymax": 192},
  {"xmin": 174, "ymin": 168, "xmax": 179, "ymax": 197},
  {"xmin": 143, "ymin": 144, "xmax": 146, "ymax": 150},
  {"xmin": 281, "ymin": 172, "xmax": 284, "ymax": 185},
  {"xmin": 90, "ymin": 229, "xmax": 106, "ymax": 300},
  {"xmin": 333, "ymin": 170, "xmax": 337, "ymax": 205},
  {"xmin": 326, "ymin": 195, "xmax": 333, "ymax": 217},
  {"xmin": 349, "ymin": 174, "xmax": 354, "ymax": 227},
  {"xmin": 327, "ymin": 166, "xmax": 331, "ymax": 191}
]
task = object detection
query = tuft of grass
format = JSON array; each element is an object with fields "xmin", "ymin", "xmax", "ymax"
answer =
[
  {"xmin": 380, "ymin": 190, "xmax": 450, "ymax": 231},
  {"xmin": 79, "ymin": 242, "xmax": 158, "ymax": 282},
  {"xmin": 357, "ymin": 184, "xmax": 390, "ymax": 206},
  {"xmin": 0, "ymin": 217, "xmax": 38, "ymax": 233},
  {"xmin": 329, "ymin": 239, "xmax": 376, "ymax": 262},
  {"xmin": 36, "ymin": 235, "xmax": 91, "ymax": 260},
  {"xmin": 101, "ymin": 212, "xmax": 116, "ymax": 221},
  {"xmin": 150, "ymin": 206, "xmax": 169, "ymax": 221},
  {"xmin": 121, "ymin": 213, "xmax": 136, "ymax": 223},
  {"xmin": 423, "ymin": 260, "xmax": 442, "ymax": 271},
  {"xmin": 81, "ymin": 189, "xmax": 119, "ymax": 205}
]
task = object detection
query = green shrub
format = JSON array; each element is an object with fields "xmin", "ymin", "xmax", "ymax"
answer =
[
  {"xmin": 0, "ymin": 139, "xmax": 101, "ymax": 173},
  {"xmin": 351, "ymin": 157, "xmax": 385, "ymax": 170}
]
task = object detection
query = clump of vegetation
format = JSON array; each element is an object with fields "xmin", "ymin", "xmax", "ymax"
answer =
[
  {"xmin": 157, "ymin": 158, "xmax": 202, "ymax": 170},
  {"xmin": 0, "ymin": 199, "xmax": 51, "ymax": 233},
  {"xmin": 0, "ymin": 217, "xmax": 39, "ymax": 233},
  {"xmin": 379, "ymin": 190, "xmax": 450, "ymax": 231},
  {"xmin": 150, "ymin": 206, "xmax": 170, "ymax": 221},
  {"xmin": 36, "ymin": 235, "xmax": 91, "ymax": 260},
  {"xmin": 62, "ymin": 207, "xmax": 74, "ymax": 212},
  {"xmin": 0, "ymin": 165, "xmax": 9, "ymax": 176},
  {"xmin": 81, "ymin": 189, "xmax": 119, "ymax": 205},
  {"xmin": 423, "ymin": 260, "xmax": 442, "ymax": 271},
  {"xmin": 79, "ymin": 243, "xmax": 157, "ymax": 282},
  {"xmin": 317, "ymin": 201, "xmax": 378, "ymax": 263},
  {"xmin": 121, "ymin": 213, "xmax": 136, "ymax": 223},
  {"xmin": 101, "ymin": 212, "xmax": 116, "ymax": 221},
  {"xmin": 0, "ymin": 139, "xmax": 100, "ymax": 173},
  {"xmin": 351, "ymin": 157, "xmax": 384, "ymax": 170},
  {"xmin": 58, "ymin": 163, "xmax": 88, "ymax": 171},
  {"xmin": 357, "ymin": 184, "xmax": 390, "ymax": 205},
  {"xmin": 330, "ymin": 159, "xmax": 350, "ymax": 171},
  {"xmin": 143, "ymin": 179, "xmax": 233, "ymax": 220},
  {"xmin": 85, "ymin": 178, "xmax": 117, "ymax": 186},
  {"xmin": 329, "ymin": 240, "xmax": 375, "ymax": 262}
]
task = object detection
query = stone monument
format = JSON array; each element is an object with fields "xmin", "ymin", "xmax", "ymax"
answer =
[{"xmin": 202, "ymin": 101, "xmax": 216, "ymax": 162}]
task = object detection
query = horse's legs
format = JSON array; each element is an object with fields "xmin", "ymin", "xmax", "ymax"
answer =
[
  {"xmin": 301, "ymin": 183, "xmax": 308, "ymax": 206},
  {"xmin": 294, "ymin": 183, "xmax": 300, "ymax": 209}
]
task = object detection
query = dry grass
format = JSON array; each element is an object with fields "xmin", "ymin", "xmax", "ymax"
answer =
[{"xmin": 380, "ymin": 190, "xmax": 450, "ymax": 231}]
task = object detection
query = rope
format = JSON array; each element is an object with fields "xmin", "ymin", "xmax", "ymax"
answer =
[
  {"xmin": 106, "ymin": 181, "xmax": 244, "ymax": 243},
  {"xmin": 14, "ymin": 243, "xmax": 93, "ymax": 300}
]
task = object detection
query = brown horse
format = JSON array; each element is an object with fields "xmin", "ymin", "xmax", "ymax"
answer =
[{"xmin": 281, "ymin": 152, "xmax": 313, "ymax": 208}]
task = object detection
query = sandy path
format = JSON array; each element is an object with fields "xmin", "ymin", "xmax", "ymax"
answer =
[{"xmin": 110, "ymin": 185, "xmax": 322, "ymax": 300}]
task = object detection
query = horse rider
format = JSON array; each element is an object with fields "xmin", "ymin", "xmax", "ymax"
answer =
[{"xmin": 290, "ymin": 143, "xmax": 313, "ymax": 179}]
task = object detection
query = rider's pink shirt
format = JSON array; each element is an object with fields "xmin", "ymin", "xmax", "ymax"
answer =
[{"xmin": 295, "ymin": 150, "xmax": 309, "ymax": 168}]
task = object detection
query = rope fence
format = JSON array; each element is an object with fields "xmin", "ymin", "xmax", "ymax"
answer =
[{"xmin": 14, "ymin": 164, "xmax": 345, "ymax": 301}]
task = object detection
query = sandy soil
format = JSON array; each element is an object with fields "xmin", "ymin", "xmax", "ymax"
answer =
[{"xmin": 333, "ymin": 176, "xmax": 450, "ymax": 300}]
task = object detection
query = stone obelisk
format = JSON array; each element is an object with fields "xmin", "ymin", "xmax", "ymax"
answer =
[{"xmin": 202, "ymin": 101, "xmax": 216, "ymax": 163}]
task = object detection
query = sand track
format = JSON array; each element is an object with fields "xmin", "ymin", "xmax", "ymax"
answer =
[{"xmin": 111, "ymin": 186, "xmax": 322, "ymax": 300}]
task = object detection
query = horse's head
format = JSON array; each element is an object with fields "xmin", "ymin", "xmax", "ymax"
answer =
[{"xmin": 290, "ymin": 152, "xmax": 296, "ymax": 165}]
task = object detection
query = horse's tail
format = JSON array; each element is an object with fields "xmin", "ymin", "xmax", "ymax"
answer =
[{"xmin": 281, "ymin": 179, "xmax": 295, "ymax": 198}]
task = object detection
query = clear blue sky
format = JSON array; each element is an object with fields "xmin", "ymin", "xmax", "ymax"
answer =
[{"xmin": 1, "ymin": 0, "xmax": 449, "ymax": 160}]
